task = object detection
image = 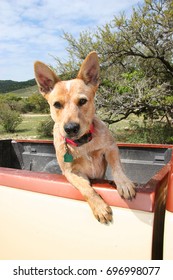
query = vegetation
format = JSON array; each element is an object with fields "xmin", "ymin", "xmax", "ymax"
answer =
[
  {"xmin": 0, "ymin": 79, "xmax": 36, "ymax": 93},
  {"xmin": 0, "ymin": 0, "xmax": 172, "ymax": 143},
  {"xmin": 24, "ymin": 93, "xmax": 49, "ymax": 113},
  {"xmin": 0, "ymin": 103, "xmax": 22, "ymax": 133},
  {"xmin": 37, "ymin": 117, "xmax": 54, "ymax": 137},
  {"xmin": 0, "ymin": 89, "xmax": 48, "ymax": 133},
  {"xmin": 53, "ymin": 0, "xmax": 173, "ymax": 132},
  {"xmin": 0, "ymin": 114, "xmax": 49, "ymax": 139},
  {"xmin": 123, "ymin": 120, "xmax": 173, "ymax": 144}
]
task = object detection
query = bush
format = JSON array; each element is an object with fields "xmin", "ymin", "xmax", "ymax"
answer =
[
  {"xmin": 128, "ymin": 121, "xmax": 173, "ymax": 144},
  {"xmin": 24, "ymin": 93, "xmax": 49, "ymax": 113},
  {"xmin": 0, "ymin": 93, "xmax": 25, "ymax": 113},
  {"xmin": 0, "ymin": 103, "xmax": 23, "ymax": 133},
  {"xmin": 37, "ymin": 117, "xmax": 54, "ymax": 137}
]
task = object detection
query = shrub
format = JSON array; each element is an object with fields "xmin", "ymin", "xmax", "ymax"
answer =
[
  {"xmin": 128, "ymin": 121, "xmax": 173, "ymax": 144},
  {"xmin": 37, "ymin": 117, "xmax": 54, "ymax": 137},
  {"xmin": 24, "ymin": 93, "xmax": 49, "ymax": 113},
  {"xmin": 0, "ymin": 93, "xmax": 25, "ymax": 113},
  {"xmin": 0, "ymin": 103, "xmax": 23, "ymax": 133}
]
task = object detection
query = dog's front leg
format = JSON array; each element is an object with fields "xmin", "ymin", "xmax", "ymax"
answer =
[
  {"xmin": 64, "ymin": 171, "xmax": 112, "ymax": 224},
  {"xmin": 105, "ymin": 145, "xmax": 136, "ymax": 200}
]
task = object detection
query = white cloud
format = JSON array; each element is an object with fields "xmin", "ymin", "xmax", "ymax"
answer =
[{"xmin": 0, "ymin": 0, "xmax": 141, "ymax": 81}]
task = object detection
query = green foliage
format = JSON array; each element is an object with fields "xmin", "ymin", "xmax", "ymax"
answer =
[
  {"xmin": 0, "ymin": 92, "xmax": 49, "ymax": 114},
  {"xmin": 0, "ymin": 103, "xmax": 23, "ymax": 133},
  {"xmin": 52, "ymin": 0, "xmax": 173, "ymax": 131},
  {"xmin": 128, "ymin": 121, "xmax": 173, "ymax": 144},
  {"xmin": 0, "ymin": 93, "xmax": 25, "ymax": 112},
  {"xmin": 24, "ymin": 93, "xmax": 49, "ymax": 113},
  {"xmin": 37, "ymin": 117, "xmax": 54, "ymax": 137}
]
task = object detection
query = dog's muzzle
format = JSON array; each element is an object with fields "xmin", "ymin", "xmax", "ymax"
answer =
[
  {"xmin": 64, "ymin": 122, "xmax": 80, "ymax": 137},
  {"xmin": 62, "ymin": 123, "xmax": 94, "ymax": 147}
]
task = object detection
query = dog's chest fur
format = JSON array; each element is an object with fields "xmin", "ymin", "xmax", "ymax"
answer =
[
  {"xmin": 54, "ymin": 116, "xmax": 113, "ymax": 179},
  {"xmin": 72, "ymin": 149, "xmax": 107, "ymax": 179}
]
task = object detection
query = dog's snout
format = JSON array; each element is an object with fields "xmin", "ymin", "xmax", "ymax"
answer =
[{"xmin": 64, "ymin": 122, "xmax": 80, "ymax": 136}]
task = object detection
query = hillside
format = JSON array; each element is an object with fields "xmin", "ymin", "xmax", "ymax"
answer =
[
  {"xmin": 0, "ymin": 79, "xmax": 36, "ymax": 94},
  {"xmin": 7, "ymin": 85, "xmax": 39, "ymax": 97}
]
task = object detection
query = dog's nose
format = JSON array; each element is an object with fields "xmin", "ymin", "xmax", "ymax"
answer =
[{"xmin": 64, "ymin": 122, "xmax": 80, "ymax": 136}]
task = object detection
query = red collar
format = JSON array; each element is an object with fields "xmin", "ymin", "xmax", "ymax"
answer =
[{"xmin": 63, "ymin": 124, "xmax": 94, "ymax": 147}]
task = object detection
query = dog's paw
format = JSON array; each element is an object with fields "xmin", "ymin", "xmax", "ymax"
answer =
[
  {"xmin": 88, "ymin": 195, "xmax": 113, "ymax": 224},
  {"xmin": 94, "ymin": 203, "xmax": 113, "ymax": 224},
  {"xmin": 116, "ymin": 178, "xmax": 136, "ymax": 200}
]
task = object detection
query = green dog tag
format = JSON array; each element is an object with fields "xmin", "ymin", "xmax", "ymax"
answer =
[{"xmin": 64, "ymin": 152, "xmax": 73, "ymax": 163}]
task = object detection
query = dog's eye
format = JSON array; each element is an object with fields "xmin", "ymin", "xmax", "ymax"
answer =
[
  {"xmin": 53, "ymin": 101, "xmax": 63, "ymax": 109},
  {"xmin": 78, "ymin": 98, "xmax": 87, "ymax": 107}
]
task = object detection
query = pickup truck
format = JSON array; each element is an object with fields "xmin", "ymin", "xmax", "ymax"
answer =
[{"xmin": 0, "ymin": 139, "xmax": 172, "ymax": 260}]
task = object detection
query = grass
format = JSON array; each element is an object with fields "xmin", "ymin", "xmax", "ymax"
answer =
[{"xmin": 0, "ymin": 114, "xmax": 52, "ymax": 140}]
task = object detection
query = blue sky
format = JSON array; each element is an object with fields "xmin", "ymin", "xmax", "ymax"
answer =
[{"xmin": 0, "ymin": 0, "xmax": 141, "ymax": 81}]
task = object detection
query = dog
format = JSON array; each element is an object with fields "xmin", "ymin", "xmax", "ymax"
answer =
[{"xmin": 34, "ymin": 51, "xmax": 136, "ymax": 224}]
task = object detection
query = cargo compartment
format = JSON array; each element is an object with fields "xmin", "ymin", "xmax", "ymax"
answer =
[{"xmin": 0, "ymin": 139, "xmax": 172, "ymax": 260}]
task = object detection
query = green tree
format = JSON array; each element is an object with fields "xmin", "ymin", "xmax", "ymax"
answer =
[{"xmin": 53, "ymin": 0, "xmax": 173, "ymax": 126}]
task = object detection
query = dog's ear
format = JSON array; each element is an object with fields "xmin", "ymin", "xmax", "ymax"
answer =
[
  {"xmin": 77, "ymin": 51, "xmax": 100, "ymax": 86},
  {"xmin": 34, "ymin": 61, "xmax": 60, "ymax": 96}
]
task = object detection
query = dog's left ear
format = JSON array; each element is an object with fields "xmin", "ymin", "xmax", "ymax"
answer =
[
  {"xmin": 77, "ymin": 51, "xmax": 100, "ymax": 86},
  {"xmin": 34, "ymin": 61, "xmax": 60, "ymax": 96}
]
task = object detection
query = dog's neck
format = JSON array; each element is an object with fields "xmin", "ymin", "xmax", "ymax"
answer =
[{"xmin": 64, "ymin": 124, "xmax": 94, "ymax": 147}]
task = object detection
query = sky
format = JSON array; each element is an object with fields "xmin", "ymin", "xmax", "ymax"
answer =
[{"xmin": 0, "ymin": 0, "xmax": 142, "ymax": 81}]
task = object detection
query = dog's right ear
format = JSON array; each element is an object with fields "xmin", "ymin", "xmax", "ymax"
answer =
[{"xmin": 34, "ymin": 61, "xmax": 60, "ymax": 96}]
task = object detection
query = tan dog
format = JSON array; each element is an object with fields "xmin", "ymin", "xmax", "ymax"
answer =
[{"xmin": 34, "ymin": 51, "xmax": 135, "ymax": 224}]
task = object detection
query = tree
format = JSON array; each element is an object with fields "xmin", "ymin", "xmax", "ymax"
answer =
[{"xmin": 53, "ymin": 0, "xmax": 173, "ymax": 125}]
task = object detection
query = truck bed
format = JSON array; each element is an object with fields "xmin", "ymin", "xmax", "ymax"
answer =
[
  {"xmin": 0, "ymin": 139, "xmax": 172, "ymax": 184},
  {"xmin": 0, "ymin": 139, "xmax": 172, "ymax": 260}
]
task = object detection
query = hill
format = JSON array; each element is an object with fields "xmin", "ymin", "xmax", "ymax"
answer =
[
  {"xmin": 7, "ymin": 85, "xmax": 39, "ymax": 97},
  {"xmin": 0, "ymin": 79, "xmax": 36, "ymax": 94}
]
